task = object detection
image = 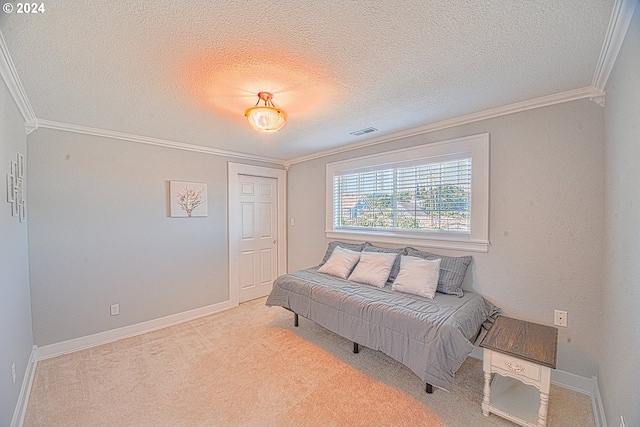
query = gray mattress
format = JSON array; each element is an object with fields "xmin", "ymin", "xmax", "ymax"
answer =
[{"xmin": 265, "ymin": 267, "xmax": 499, "ymax": 391}]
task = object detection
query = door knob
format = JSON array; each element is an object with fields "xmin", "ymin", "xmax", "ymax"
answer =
[{"xmin": 273, "ymin": 240, "xmax": 277, "ymax": 244}]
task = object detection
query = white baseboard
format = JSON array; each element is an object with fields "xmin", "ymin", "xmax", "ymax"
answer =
[
  {"xmin": 591, "ymin": 377, "xmax": 607, "ymax": 427},
  {"xmin": 550, "ymin": 368, "xmax": 593, "ymax": 395},
  {"xmin": 469, "ymin": 346, "xmax": 606, "ymax": 427},
  {"xmin": 11, "ymin": 345, "xmax": 38, "ymax": 427},
  {"xmin": 15, "ymin": 318, "xmax": 608, "ymax": 427},
  {"xmin": 37, "ymin": 299, "xmax": 235, "ymax": 360},
  {"xmin": 549, "ymin": 371, "xmax": 606, "ymax": 427}
]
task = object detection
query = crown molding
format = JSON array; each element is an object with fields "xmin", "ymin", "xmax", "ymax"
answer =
[
  {"xmin": 592, "ymin": 0, "xmax": 638, "ymax": 96},
  {"xmin": 25, "ymin": 119, "xmax": 38, "ymax": 134},
  {"xmin": 590, "ymin": 88, "xmax": 606, "ymax": 108},
  {"xmin": 0, "ymin": 30, "xmax": 37, "ymax": 130},
  {"xmin": 32, "ymin": 85, "xmax": 597, "ymax": 168},
  {"xmin": 36, "ymin": 119, "xmax": 287, "ymax": 165},
  {"xmin": 4, "ymin": 0, "xmax": 628, "ymax": 165},
  {"xmin": 287, "ymin": 86, "xmax": 596, "ymax": 165},
  {"xmin": 1, "ymin": 29, "xmax": 284, "ymax": 165}
]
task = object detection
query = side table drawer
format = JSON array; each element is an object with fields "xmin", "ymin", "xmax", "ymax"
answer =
[{"xmin": 490, "ymin": 352, "xmax": 541, "ymax": 383}]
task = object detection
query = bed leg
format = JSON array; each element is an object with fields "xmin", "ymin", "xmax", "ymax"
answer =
[
  {"xmin": 426, "ymin": 383, "xmax": 433, "ymax": 394},
  {"xmin": 353, "ymin": 342, "xmax": 359, "ymax": 353},
  {"xmin": 294, "ymin": 313, "xmax": 299, "ymax": 327}
]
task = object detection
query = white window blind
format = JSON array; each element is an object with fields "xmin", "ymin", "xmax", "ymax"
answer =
[
  {"xmin": 325, "ymin": 133, "xmax": 490, "ymax": 252},
  {"xmin": 334, "ymin": 158, "xmax": 471, "ymax": 233}
]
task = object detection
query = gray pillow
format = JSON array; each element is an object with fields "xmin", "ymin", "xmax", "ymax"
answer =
[
  {"xmin": 405, "ymin": 247, "xmax": 472, "ymax": 297},
  {"xmin": 363, "ymin": 243, "xmax": 406, "ymax": 284},
  {"xmin": 320, "ymin": 241, "xmax": 366, "ymax": 265}
]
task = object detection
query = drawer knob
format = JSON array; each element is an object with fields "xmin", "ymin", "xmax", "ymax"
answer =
[{"xmin": 505, "ymin": 360, "xmax": 525, "ymax": 372}]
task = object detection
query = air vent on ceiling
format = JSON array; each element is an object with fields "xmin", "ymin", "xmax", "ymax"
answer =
[{"xmin": 350, "ymin": 127, "xmax": 378, "ymax": 136}]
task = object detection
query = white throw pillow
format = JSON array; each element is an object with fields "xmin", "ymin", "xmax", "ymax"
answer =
[
  {"xmin": 317, "ymin": 246, "xmax": 361, "ymax": 279},
  {"xmin": 348, "ymin": 251, "xmax": 398, "ymax": 288},
  {"xmin": 391, "ymin": 256, "xmax": 442, "ymax": 299}
]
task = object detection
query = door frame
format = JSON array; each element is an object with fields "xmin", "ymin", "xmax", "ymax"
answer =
[{"xmin": 228, "ymin": 162, "xmax": 287, "ymax": 307}]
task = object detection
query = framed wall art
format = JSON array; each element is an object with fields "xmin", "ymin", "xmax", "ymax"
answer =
[{"xmin": 169, "ymin": 181, "xmax": 207, "ymax": 218}]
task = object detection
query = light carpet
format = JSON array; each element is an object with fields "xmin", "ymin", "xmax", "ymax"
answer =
[{"xmin": 24, "ymin": 298, "xmax": 595, "ymax": 427}]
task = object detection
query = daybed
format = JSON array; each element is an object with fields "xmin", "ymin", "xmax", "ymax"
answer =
[{"xmin": 266, "ymin": 242, "xmax": 500, "ymax": 392}]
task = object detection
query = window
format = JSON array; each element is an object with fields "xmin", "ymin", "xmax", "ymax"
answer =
[{"xmin": 326, "ymin": 133, "xmax": 489, "ymax": 252}]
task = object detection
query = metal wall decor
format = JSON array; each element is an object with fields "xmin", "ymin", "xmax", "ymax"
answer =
[{"xmin": 6, "ymin": 153, "xmax": 25, "ymax": 222}]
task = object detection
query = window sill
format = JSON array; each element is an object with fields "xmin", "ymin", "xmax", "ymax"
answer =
[{"xmin": 326, "ymin": 230, "xmax": 489, "ymax": 253}]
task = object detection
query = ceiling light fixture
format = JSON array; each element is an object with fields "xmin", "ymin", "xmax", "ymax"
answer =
[{"xmin": 244, "ymin": 92, "xmax": 287, "ymax": 133}]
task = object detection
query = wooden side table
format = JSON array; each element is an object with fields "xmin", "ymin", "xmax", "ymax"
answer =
[{"xmin": 480, "ymin": 316, "xmax": 558, "ymax": 427}]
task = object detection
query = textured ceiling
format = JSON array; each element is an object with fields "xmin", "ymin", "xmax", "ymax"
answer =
[{"xmin": 1, "ymin": 1, "xmax": 614, "ymax": 161}]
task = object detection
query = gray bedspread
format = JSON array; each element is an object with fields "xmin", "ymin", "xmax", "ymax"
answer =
[{"xmin": 265, "ymin": 267, "xmax": 499, "ymax": 391}]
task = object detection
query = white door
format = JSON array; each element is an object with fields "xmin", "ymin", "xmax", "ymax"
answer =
[{"xmin": 237, "ymin": 174, "xmax": 279, "ymax": 303}]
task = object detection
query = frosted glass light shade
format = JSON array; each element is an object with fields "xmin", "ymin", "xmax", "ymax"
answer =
[
  {"xmin": 245, "ymin": 92, "xmax": 287, "ymax": 132},
  {"xmin": 245, "ymin": 106, "xmax": 287, "ymax": 132}
]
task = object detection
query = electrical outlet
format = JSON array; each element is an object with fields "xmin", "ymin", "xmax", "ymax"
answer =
[
  {"xmin": 290, "ymin": 218, "xmax": 295, "ymax": 226},
  {"xmin": 554, "ymin": 310, "xmax": 567, "ymax": 327},
  {"xmin": 11, "ymin": 363, "xmax": 16, "ymax": 384},
  {"xmin": 110, "ymin": 304, "xmax": 119, "ymax": 316}
]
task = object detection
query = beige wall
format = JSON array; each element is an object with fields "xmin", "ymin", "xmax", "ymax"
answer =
[
  {"xmin": 0, "ymin": 78, "xmax": 33, "ymax": 425},
  {"xmin": 288, "ymin": 98, "xmax": 605, "ymax": 378},
  {"xmin": 27, "ymin": 128, "xmax": 280, "ymax": 346},
  {"xmin": 601, "ymin": 6, "xmax": 640, "ymax": 427}
]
